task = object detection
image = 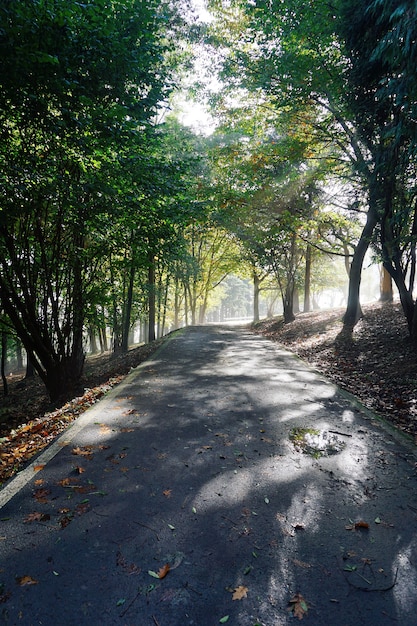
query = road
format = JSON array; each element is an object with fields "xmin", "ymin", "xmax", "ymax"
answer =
[{"xmin": 1, "ymin": 325, "xmax": 417, "ymax": 625}]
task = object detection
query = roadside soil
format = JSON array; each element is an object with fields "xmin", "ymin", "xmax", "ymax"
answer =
[
  {"xmin": 0, "ymin": 339, "xmax": 165, "ymax": 485},
  {"xmin": 1, "ymin": 301, "xmax": 416, "ymax": 486}
]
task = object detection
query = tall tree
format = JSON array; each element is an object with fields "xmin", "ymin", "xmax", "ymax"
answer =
[
  {"xmin": 337, "ymin": 0, "xmax": 417, "ymax": 335},
  {"xmin": 0, "ymin": 0, "xmax": 179, "ymax": 399},
  {"xmin": 206, "ymin": 0, "xmax": 384, "ymax": 328}
]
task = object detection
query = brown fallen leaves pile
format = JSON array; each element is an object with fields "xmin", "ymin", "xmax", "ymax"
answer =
[
  {"xmin": 0, "ymin": 381, "xmax": 121, "ymax": 485},
  {"xmin": 0, "ymin": 341, "xmax": 163, "ymax": 486}
]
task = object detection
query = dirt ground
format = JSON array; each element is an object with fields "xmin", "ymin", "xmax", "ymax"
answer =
[{"xmin": 1, "ymin": 301, "xmax": 416, "ymax": 486}]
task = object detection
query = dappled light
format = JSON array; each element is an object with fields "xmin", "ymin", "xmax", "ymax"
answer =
[{"xmin": 1, "ymin": 326, "xmax": 416, "ymax": 624}]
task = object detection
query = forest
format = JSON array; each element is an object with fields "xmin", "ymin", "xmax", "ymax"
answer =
[{"xmin": 1, "ymin": 0, "xmax": 416, "ymax": 402}]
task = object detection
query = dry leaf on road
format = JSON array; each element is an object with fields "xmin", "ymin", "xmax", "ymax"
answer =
[
  {"xmin": 157, "ymin": 563, "xmax": 170, "ymax": 579},
  {"xmin": 232, "ymin": 585, "xmax": 248, "ymax": 600},
  {"xmin": 16, "ymin": 576, "xmax": 38, "ymax": 587},
  {"xmin": 288, "ymin": 592, "xmax": 308, "ymax": 619}
]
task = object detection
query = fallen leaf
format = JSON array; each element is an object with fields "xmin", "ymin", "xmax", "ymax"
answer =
[
  {"xmin": 157, "ymin": 563, "xmax": 170, "ymax": 579},
  {"xmin": 72, "ymin": 446, "xmax": 93, "ymax": 459},
  {"xmin": 232, "ymin": 585, "xmax": 248, "ymax": 600},
  {"xmin": 75, "ymin": 502, "xmax": 90, "ymax": 516},
  {"xmin": 57, "ymin": 477, "xmax": 77, "ymax": 487},
  {"xmin": 16, "ymin": 576, "xmax": 38, "ymax": 587},
  {"xmin": 355, "ymin": 520, "xmax": 369, "ymax": 529},
  {"xmin": 163, "ymin": 489, "xmax": 172, "ymax": 498},
  {"xmin": 24, "ymin": 512, "xmax": 50, "ymax": 523},
  {"xmin": 75, "ymin": 466, "xmax": 85, "ymax": 474},
  {"xmin": 33, "ymin": 488, "xmax": 50, "ymax": 504},
  {"xmin": 288, "ymin": 593, "xmax": 308, "ymax": 620},
  {"xmin": 346, "ymin": 520, "xmax": 370, "ymax": 531},
  {"xmin": 219, "ymin": 617, "xmax": 229, "ymax": 624},
  {"xmin": 59, "ymin": 516, "xmax": 72, "ymax": 528},
  {"xmin": 33, "ymin": 464, "xmax": 45, "ymax": 472},
  {"xmin": 292, "ymin": 559, "xmax": 312, "ymax": 569},
  {"xmin": 116, "ymin": 552, "xmax": 140, "ymax": 575}
]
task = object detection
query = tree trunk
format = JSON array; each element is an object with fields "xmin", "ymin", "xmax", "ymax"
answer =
[
  {"xmin": 379, "ymin": 266, "xmax": 393, "ymax": 302},
  {"xmin": 174, "ymin": 276, "xmax": 180, "ymax": 330},
  {"xmin": 293, "ymin": 289, "xmax": 300, "ymax": 314},
  {"xmin": 253, "ymin": 271, "xmax": 260, "ymax": 322},
  {"xmin": 148, "ymin": 252, "xmax": 156, "ymax": 343},
  {"xmin": 15, "ymin": 339, "xmax": 23, "ymax": 370},
  {"xmin": 88, "ymin": 327, "xmax": 99, "ymax": 355},
  {"xmin": 304, "ymin": 244, "xmax": 312, "ymax": 312},
  {"xmin": 45, "ymin": 354, "xmax": 84, "ymax": 402},
  {"xmin": 343, "ymin": 202, "xmax": 378, "ymax": 329},
  {"xmin": 121, "ymin": 262, "xmax": 135, "ymax": 352},
  {"xmin": 25, "ymin": 356, "xmax": 34, "ymax": 379},
  {"xmin": 283, "ymin": 282, "xmax": 295, "ymax": 323},
  {"xmin": 1, "ymin": 329, "xmax": 8, "ymax": 397}
]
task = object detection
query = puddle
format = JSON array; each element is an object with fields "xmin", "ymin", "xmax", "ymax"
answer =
[{"xmin": 290, "ymin": 427, "xmax": 346, "ymax": 458}]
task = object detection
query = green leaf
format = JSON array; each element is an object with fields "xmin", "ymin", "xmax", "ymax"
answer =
[
  {"xmin": 168, "ymin": 524, "xmax": 175, "ymax": 530},
  {"xmin": 374, "ymin": 517, "xmax": 381, "ymax": 524},
  {"xmin": 148, "ymin": 570, "xmax": 160, "ymax": 579},
  {"xmin": 116, "ymin": 598, "xmax": 126, "ymax": 606},
  {"xmin": 219, "ymin": 617, "xmax": 229, "ymax": 623},
  {"xmin": 343, "ymin": 564, "xmax": 357, "ymax": 572}
]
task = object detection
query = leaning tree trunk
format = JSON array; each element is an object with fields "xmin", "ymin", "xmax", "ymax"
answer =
[{"xmin": 343, "ymin": 201, "xmax": 378, "ymax": 329}]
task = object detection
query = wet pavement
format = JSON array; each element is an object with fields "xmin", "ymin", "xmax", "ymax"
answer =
[{"xmin": 1, "ymin": 325, "xmax": 417, "ymax": 625}]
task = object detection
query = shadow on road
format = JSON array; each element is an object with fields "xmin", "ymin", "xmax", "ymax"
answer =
[{"xmin": 1, "ymin": 325, "xmax": 417, "ymax": 625}]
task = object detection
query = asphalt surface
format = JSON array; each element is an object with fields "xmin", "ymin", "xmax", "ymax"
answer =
[{"xmin": 1, "ymin": 325, "xmax": 417, "ymax": 626}]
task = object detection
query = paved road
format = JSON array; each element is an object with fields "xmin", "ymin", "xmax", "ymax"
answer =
[{"xmin": 1, "ymin": 325, "xmax": 417, "ymax": 625}]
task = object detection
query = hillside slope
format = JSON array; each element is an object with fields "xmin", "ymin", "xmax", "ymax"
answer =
[{"xmin": 253, "ymin": 302, "xmax": 417, "ymax": 443}]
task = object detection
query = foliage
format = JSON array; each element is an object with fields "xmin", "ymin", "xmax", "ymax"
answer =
[{"xmin": 0, "ymin": 0, "xmax": 189, "ymax": 398}]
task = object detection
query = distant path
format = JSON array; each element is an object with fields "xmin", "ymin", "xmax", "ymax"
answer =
[{"xmin": 1, "ymin": 325, "xmax": 417, "ymax": 625}]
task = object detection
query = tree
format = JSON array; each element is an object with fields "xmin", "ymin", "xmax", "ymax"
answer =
[
  {"xmin": 206, "ymin": 0, "xmax": 383, "ymax": 329},
  {"xmin": 0, "ymin": 0, "xmax": 179, "ymax": 399},
  {"xmin": 337, "ymin": 0, "xmax": 417, "ymax": 335}
]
